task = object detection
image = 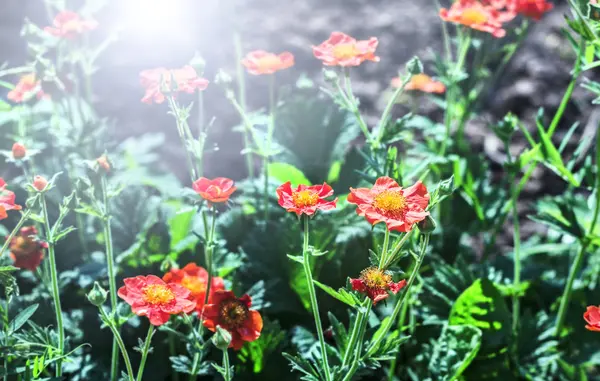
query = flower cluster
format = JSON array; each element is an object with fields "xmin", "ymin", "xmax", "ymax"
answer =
[
  {"xmin": 45, "ymin": 10, "xmax": 98, "ymax": 38},
  {"xmin": 140, "ymin": 66, "xmax": 209, "ymax": 104},
  {"xmin": 163, "ymin": 263, "xmax": 225, "ymax": 313},
  {"xmin": 0, "ymin": 178, "xmax": 21, "ymax": 220},
  {"xmin": 9, "ymin": 226, "xmax": 48, "ymax": 271},
  {"xmin": 7, "ymin": 74, "xmax": 45, "ymax": 103},
  {"xmin": 350, "ymin": 267, "xmax": 407, "ymax": 304}
]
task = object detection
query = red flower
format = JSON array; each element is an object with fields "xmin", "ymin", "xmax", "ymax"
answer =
[
  {"xmin": 276, "ymin": 182, "xmax": 338, "ymax": 216},
  {"xmin": 12, "ymin": 143, "xmax": 26, "ymax": 160},
  {"xmin": 140, "ymin": 66, "xmax": 209, "ymax": 104},
  {"xmin": 440, "ymin": 0, "xmax": 508, "ymax": 38},
  {"xmin": 511, "ymin": 0, "xmax": 553, "ymax": 20},
  {"xmin": 350, "ymin": 267, "xmax": 407, "ymax": 305},
  {"xmin": 348, "ymin": 177, "xmax": 429, "ymax": 232},
  {"xmin": 44, "ymin": 11, "xmax": 98, "ymax": 39},
  {"xmin": 202, "ymin": 290, "xmax": 263, "ymax": 350},
  {"xmin": 192, "ymin": 177, "xmax": 237, "ymax": 204},
  {"xmin": 9, "ymin": 226, "xmax": 48, "ymax": 271},
  {"xmin": 7, "ymin": 74, "xmax": 45, "ymax": 103},
  {"xmin": 0, "ymin": 178, "xmax": 22, "ymax": 220},
  {"xmin": 32, "ymin": 176, "xmax": 48, "ymax": 192},
  {"xmin": 96, "ymin": 154, "xmax": 110, "ymax": 173},
  {"xmin": 163, "ymin": 263, "xmax": 225, "ymax": 313},
  {"xmin": 118, "ymin": 275, "xmax": 196, "ymax": 326},
  {"xmin": 241, "ymin": 50, "xmax": 295, "ymax": 75},
  {"xmin": 313, "ymin": 32, "xmax": 380, "ymax": 67},
  {"xmin": 584, "ymin": 305, "xmax": 600, "ymax": 332},
  {"xmin": 393, "ymin": 74, "xmax": 446, "ymax": 94}
]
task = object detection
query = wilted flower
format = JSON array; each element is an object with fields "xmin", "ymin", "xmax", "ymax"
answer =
[
  {"xmin": 192, "ymin": 177, "xmax": 237, "ymax": 204},
  {"xmin": 7, "ymin": 74, "xmax": 45, "ymax": 103},
  {"xmin": 313, "ymin": 32, "xmax": 379, "ymax": 67},
  {"xmin": 140, "ymin": 66, "xmax": 209, "ymax": 104},
  {"xmin": 0, "ymin": 178, "xmax": 22, "ymax": 220},
  {"xmin": 163, "ymin": 263, "xmax": 225, "ymax": 313},
  {"xmin": 393, "ymin": 74, "xmax": 446, "ymax": 94},
  {"xmin": 348, "ymin": 177, "xmax": 429, "ymax": 232},
  {"xmin": 32, "ymin": 176, "xmax": 48, "ymax": 191},
  {"xmin": 584, "ymin": 305, "xmax": 600, "ymax": 332},
  {"xmin": 276, "ymin": 182, "xmax": 337, "ymax": 216},
  {"xmin": 9, "ymin": 226, "xmax": 48, "ymax": 271},
  {"xmin": 12, "ymin": 143, "xmax": 26, "ymax": 160},
  {"xmin": 44, "ymin": 10, "xmax": 98, "ymax": 38},
  {"xmin": 350, "ymin": 267, "xmax": 407, "ymax": 304},
  {"xmin": 202, "ymin": 290, "xmax": 263, "ymax": 350},
  {"xmin": 241, "ymin": 50, "xmax": 295, "ymax": 75},
  {"xmin": 117, "ymin": 275, "xmax": 196, "ymax": 326},
  {"xmin": 440, "ymin": 0, "xmax": 508, "ymax": 38}
]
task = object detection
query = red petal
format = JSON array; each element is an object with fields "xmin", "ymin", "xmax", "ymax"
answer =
[
  {"xmin": 389, "ymin": 280, "xmax": 407, "ymax": 294},
  {"xmin": 350, "ymin": 278, "xmax": 367, "ymax": 293},
  {"xmin": 237, "ymin": 310, "xmax": 263, "ymax": 342}
]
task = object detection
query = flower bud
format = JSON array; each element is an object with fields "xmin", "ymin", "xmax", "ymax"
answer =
[
  {"xmin": 189, "ymin": 53, "xmax": 206, "ymax": 76},
  {"xmin": 492, "ymin": 113, "xmax": 518, "ymax": 143},
  {"xmin": 32, "ymin": 176, "xmax": 48, "ymax": 191},
  {"xmin": 322, "ymin": 69, "xmax": 338, "ymax": 83},
  {"xmin": 211, "ymin": 325, "xmax": 232, "ymax": 350},
  {"xmin": 405, "ymin": 56, "xmax": 423, "ymax": 76},
  {"xmin": 87, "ymin": 281, "xmax": 108, "ymax": 307},
  {"xmin": 96, "ymin": 154, "xmax": 111, "ymax": 173},
  {"xmin": 438, "ymin": 176, "xmax": 454, "ymax": 197},
  {"xmin": 417, "ymin": 215, "xmax": 437, "ymax": 233},
  {"xmin": 214, "ymin": 70, "xmax": 233, "ymax": 86},
  {"xmin": 12, "ymin": 143, "xmax": 26, "ymax": 159}
]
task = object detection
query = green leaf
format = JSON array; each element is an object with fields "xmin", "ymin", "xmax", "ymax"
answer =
[
  {"xmin": 168, "ymin": 207, "xmax": 195, "ymax": 249},
  {"xmin": 312, "ymin": 280, "xmax": 358, "ymax": 308},
  {"xmin": 267, "ymin": 162, "xmax": 311, "ymax": 185},
  {"xmin": 326, "ymin": 160, "xmax": 342, "ymax": 184},
  {"xmin": 429, "ymin": 324, "xmax": 482, "ymax": 381},
  {"xmin": 536, "ymin": 122, "xmax": 580, "ymax": 186},
  {"xmin": 9, "ymin": 304, "xmax": 39, "ymax": 334}
]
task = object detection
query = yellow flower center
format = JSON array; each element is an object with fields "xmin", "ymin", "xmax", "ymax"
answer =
[
  {"xmin": 21, "ymin": 74, "xmax": 37, "ymax": 86},
  {"xmin": 373, "ymin": 190, "xmax": 407, "ymax": 217},
  {"xmin": 360, "ymin": 267, "xmax": 392, "ymax": 289},
  {"xmin": 62, "ymin": 20, "xmax": 83, "ymax": 32},
  {"xmin": 219, "ymin": 299, "xmax": 249, "ymax": 328},
  {"xmin": 181, "ymin": 276, "xmax": 206, "ymax": 296},
  {"xmin": 460, "ymin": 8, "xmax": 488, "ymax": 25},
  {"xmin": 292, "ymin": 190, "xmax": 319, "ymax": 208},
  {"xmin": 256, "ymin": 55, "xmax": 282, "ymax": 71},
  {"xmin": 142, "ymin": 284, "xmax": 175, "ymax": 305},
  {"xmin": 333, "ymin": 43, "xmax": 359, "ymax": 60},
  {"xmin": 410, "ymin": 74, "xmax": 432, "ymax": 87}
]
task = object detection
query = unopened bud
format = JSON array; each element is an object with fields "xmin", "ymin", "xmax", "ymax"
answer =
[
  {"xmin": 214, "ymin": 70, "xmax": 233, "ymax": 86},
  {"xmin": 405, "ymin": 56, "xmax": 423, "ymax": 75},
  {"xmin": 322, "ymin": 69, "xmax": 338, "ymax": 83},
  {"xmin": 12, "ymin": 143, "xmax": 26, "ymax": 159},
  {"xmin": 87, "ymin": 282, "xmax": 108, "ymax": 307},
  {"xmin": 96, "ymin": 154, "xmax": 111, "ymax": 173},
  {"xmin": 438, "ymin": 176, "xmax": 454, "ymax": 197},
  {"xmin": 493, "ymin": 113, "xmax": 518, "ymax": 143},
  {"xmin": 417, "ymin": 215, "xmax": 437, "ymax": 233},
  {"xmin": 32, "ymin": 176, "xmax": 48, "ymax": 191},
  {"xmin": 189, "ymin": 53, "xmax": 206, "ymax": 76},
  {"xmin": 211, "ymin": 326, "xmax": 232, "ymax": 350}
]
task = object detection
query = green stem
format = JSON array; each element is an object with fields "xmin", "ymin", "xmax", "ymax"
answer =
[
  {"xmin": 302, "ymin": 215, "xmax": 331, "ymax": 381},
  {"xmin": 101, "ymin": 176, "xmax": 120, "ymax": 381},
  {"xmin": 197, "ymin": 91, "xmax": 204, "ymax": 178},
  {"xmin": 263, "ymin": 75, "xmax": 276, "ymax": 224},
  {"xmin": 0, "ymin": 209, "xmax": 32, "ymax": 257},
  {"xmin": 375, "ymin": 77, "xmax": 408, "ymax": 147},
  {"xmin": 136, "ymin": 325, "xmax": 155, "ymax": 381},
  {"xmin": 342, "ymin": 302, "xmax": 372, "ymax": 381},
  {"xmin": 40, "ymin": 194, "xmax": 64, "ymax": 377},
  {"xmin": 554, "ymin": 127, "xmax": 600, "ymax": 336},
  {"xmin": 100, "ymin": 308, "xmax": 135, "ymax": 381},
  {"xmin": 364, "ymin": 234, "xmax": 430, "ymax": 359},
  {"xmin": 510, "ymin": 178, "xmax": 522, "ymax": 342},
  {"xmin": 2, "ymin": 299, "xmax": 9, "ymax": 381},
  {"xmin": 167, "ymin": 96, "xmax": 198, "ymax": 183},
  {"xmin": 233, "ymin": 32, "xmax": 254, "ymax": 179},
  {"xmin": 387, "ymin": 288, "xmax": 411, "ymax": 381},
  {"xmin": 338, "ymin": 70, "xmax": 371, "ymax": 145},
  {"xmin": 168, "ymin": 333, "xmax": 180, "ymax": 381},
  {"xmin": 222, "ymin": 349, "xmax": 231, "ymax": 381}
]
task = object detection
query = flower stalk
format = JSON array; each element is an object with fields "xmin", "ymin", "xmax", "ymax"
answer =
[
  {"xmin": 0, "ymin": 208, "xmax": 32, "ymax": 257},
  {"xmin": 136, "ymin": 325, "xmax": 155, "ymax": 381},
  {"xmin": 99, "ymin": 308, "xmax": 135, "ymax": 381}
]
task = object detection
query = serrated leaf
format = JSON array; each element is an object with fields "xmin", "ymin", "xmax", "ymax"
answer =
[
  {"xmin": 312, "ymin": 280, "xmax": 358, "ymax": 308},
  {"xmin": 429, "ymin": 324, "xmax": 482, "ymax": 381},
  {"xmin": 9, "ymin": 304, "xmax": 39, "ymax": 334}
]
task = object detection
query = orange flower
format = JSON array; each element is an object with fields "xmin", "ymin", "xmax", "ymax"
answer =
[
  {"xmin": 393, "ymin": 74, "xmax": 446, "ymax": 94},
  {"xmin": 202, "ymin": 290, "xmax": 263, "ymax": 350},
  {"xmin": 0, "ymin": 178, "xmax": 22, "ymax": 220},
  {"xmin": 163, "ymin": 263, "xmax": 225, "ymax": 313},
  {"xmin": 348, "ymin": 177, "xmax": 429, "ymax": 232},
  {"xmin": 7, "ymin": 74, "xmax": 44, "ymax": 103},
  {"xmin": 313, "ymin": 32, "xmax": 380, "ymax": 67},
  {"xmin": 350, "ymin": 267, "xmax": 407, "ymax": 305},
  {"xmin": 32, "ymin": 176, "xmax": 48, "ymax": 192},
  {"xmin": 96, "ymin": 154, "xmax": 110, "ymax": 173},
  {"xmin": 12, "ymin": 143, "xmax": 26, "ymax": 160},
  {"xmin": 440, "ymin": 0, "xmax": 508, "ymax": 38},
  {"xmin": 192, "ymin": 177, "xmax": 237, "ymax": 204},
  {"xmin": 241, "ymin": 50, "xmax": 295, "ymax": 75},
  {"xmin": 140, "ymin": 66, "xmax": 209, "ymax": 104},
  {"xmin": 44, "ymin": 10, "xmax": 98, "ymax": 39},
  {"xmin": 584, "ymin": 305, "xmax": 600, "ymax": 332},
  {"xmin": 276, "ymin": 182, "xmax": 338, "ymax": 216},
  {"xmin": 9, "ymin": 226, "xmax": 48, "ymax": 271},
  {"xmin": 511, "ymin": 0, "xmax": 553, "ymax": 20},
  {"xmin": 118, "ymin": 275, "xmax": 196, "ymax": 326}
]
